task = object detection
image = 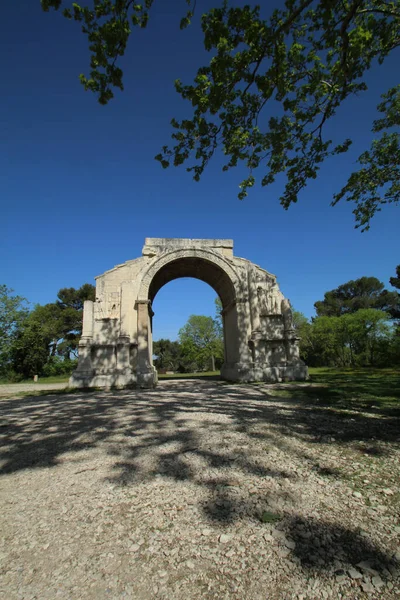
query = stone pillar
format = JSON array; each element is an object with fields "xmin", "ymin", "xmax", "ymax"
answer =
[
  {"xmin": 82, "ymin": 300, "xmax": 94, "ymax": 338},
  {"xmin": 115, "ymin": 284, "xmax": 134, "ymax": 383},
  {"xmin": 249, "ymin": 268, "xmax": 261, "ymax": 332},
  {"xmin": 236, "ymin": 298, "xmax": 252, "ymax": 364},
  {"xmin": 69, "ymin": 300, "xmax": 94, "ymax": 386},
  {"xmin": 220, "ymin": 298, "xmax": 253, "ymax": 381},
  {"xmin": 79, "ymin": 300, "xmax": 94, "ymax": 372},
  {"xmin": 120, "ymin": 282, "xmax": 133, "ymax": 339},
  {"xmin": 135, "ymin": 299, "xmax": 157, "ymax": 387},
  {"xmin": 116, "ymin": 336, "xmax": 131, "ymax": 371},
  {"xmin": 284, "ymin": 332, "xmax": 300, "ymax": 362}
]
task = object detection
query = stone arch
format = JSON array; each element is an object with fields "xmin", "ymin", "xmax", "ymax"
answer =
[
  {"xmin": 70, "ymin": 238, "xmax": 308, "ymax": 389},
  {"xmin": 135, "ymin": 248, "xmax": 245, "ymax": 386},
  {"xmin": 138, "ymin": 247, "xmax": 241, "ymax": 305}
]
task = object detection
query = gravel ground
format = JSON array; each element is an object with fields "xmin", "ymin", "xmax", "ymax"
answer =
[
  {"xmin": 0, "ymin": 379, "xmax": 399, "ymax": 600},
  {"xmin": 0, "ymin": 383, "xmax": 68, "ymax": 398}
]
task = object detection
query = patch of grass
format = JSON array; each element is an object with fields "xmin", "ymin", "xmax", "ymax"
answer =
[
  {"xmin": 270, "ymin": 368, "xmax": 400, "ymax": 415},
  {"xmin": 0, "ymin": 375, "xmax": 70, "ymax": 385},
  {"xmin": 158, "ymin": 371, "xmax": 220, "ymax": 380},
  {"xmin": 260, "ymin": 511, "xmax": 281, "ymax": 524}
]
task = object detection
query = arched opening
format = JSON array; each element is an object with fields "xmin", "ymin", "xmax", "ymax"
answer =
[
  {"xmin": 148, "ymin": 257, "xmax": 236, "ymax": 307},
  {"xmin": 151, "ymin": 278, "xmax": 223, "ymax": 375},
  {"xmin": 136, "ymin": 253, "xmax": 242, "ymax": 386}
]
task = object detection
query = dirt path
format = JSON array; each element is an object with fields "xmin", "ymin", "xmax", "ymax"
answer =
[{"xmin": 0, "ymin": 380, "xmax": 399, "ymax": 599}]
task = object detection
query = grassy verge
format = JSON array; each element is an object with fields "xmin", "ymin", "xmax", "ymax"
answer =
[
  {"xmin": 273, "ymin": 367, "xmax": 400, "ymax": 413},
  {"xmin": 158, "ymin": 371, "xmax": 220, "ymax": 380},
  {"xmin": 0, "ymin": 375, "xmax": 70, "ymax": 385}
]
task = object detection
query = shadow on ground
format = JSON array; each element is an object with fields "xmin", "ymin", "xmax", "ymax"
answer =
[
  {"xmin": 289, "ymin": 368, "xmax": 400, "ymax": 417},
  {"xmin": 1, "ymin": 379, "xmax": 399, "ymax": 576}
]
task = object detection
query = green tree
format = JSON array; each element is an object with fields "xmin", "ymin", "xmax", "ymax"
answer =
[
  {"xmin": 389, "ymin": 265, "xmax": 400, "ymax": 321},
  {"xmin": 342, "ymin": 308, "xmax": 391, "ymax": 365},
  {"xmin": 305, "ymin": 315, "xmax": 344, "ymax": 366},
  {"xmin": 179, "ymin": 314, "xmax": 223, "ymax": 371},
  {"xmin": 10, "ymin": 320, "xmax": 51, "ymax": 379},
  {"xmin": 55, "ymin": 284, "xmax": 96, "ymax": 356},
  {"xmin": 292, "ymin": 310, "xmax": 314, "ymax": 362},
  {"xmin": 390, "ymin": 264, "xmax": 400, "ymax": 290},
  {"xmin": 153, "ymin": 339, "xmax": 184, "ymax": 372},
  {"xmin": 214, "ymin": 296, "xmax": 223, "ymax": 338},
  {"xmin": 0, "ymin": 286, "xmax": 29, "ymax": 376},
  {"xmin": 20, "ymin": 284, "xmax": 96, "ymax": 360},
  {"xmin": 314, "ymin": 276, "xmax": 399, "ymax": 318},
  {"xmin": 41, "ymin": 0, "xmax": 400, "ymax": 229},
  {"xmin": 305, "ymin": 308, "xmax": 391, "ymax": 367},
  {"xmin": 7, "ymin": 283, "xmax": 95, "ymax": 379}
]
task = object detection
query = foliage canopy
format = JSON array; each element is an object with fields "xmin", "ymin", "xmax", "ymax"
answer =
[
  {"xmin": 178, "ymin": 314, "xmax": 223, "ymax": 371},
  {"xmin": 314, "ymin": 276, "xmax": 400, "ymax": 318},
  {"xmin": 0, "ymin": 283, "xmax": 95, "ymax": 379},
  {"xmin": 41, "ymin": 0, "xmax": 400, "ymax": 229},
  {"xmin": 0, "ymin": 286, "xmax": 29, "ymax": 375}
]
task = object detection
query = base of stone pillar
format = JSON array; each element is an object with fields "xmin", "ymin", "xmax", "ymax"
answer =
[
  {"xmin": 136, "ymin": 366, "xmax": 158, "ymax": 388},
  {"xmin": 220, "ymin": 362, "xmax": 254, "ymax": 381},
  {"xmin": 280, "ymin": 363, "xmax": 309, "ymax": 381},
  {"xmin": 69, "ymin": 370, "xmax": 136, "ymax": 390},
  {"xmin": 221, "ymin": 362, "xmax": 308, "ymax": 383},
  {"xmin": 249, "ymin": 364, "xmax": 309, "ymax": 382}
]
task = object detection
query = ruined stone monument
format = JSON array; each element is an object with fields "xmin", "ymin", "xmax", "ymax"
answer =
[{"xmin": 70, "ymin": 238, "xmax": 308, "ymax": 388}]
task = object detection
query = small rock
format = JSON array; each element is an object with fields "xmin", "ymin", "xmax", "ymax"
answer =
[
  {"xmin": 186, "ymin": 560, "xmax": 195, "ymax": 569},
  {"xmin": 382, "ymin": 488, "xmax": 394, "ymax": 496},
  {"xmin": 348, "ymin": 568, "xmax": 363, "ymax": 579},
  {"xmin": 335, "ymin": 569, "xmax": 345, "ymax": 576},
  {"xmin": 361, "ymin": 582, "xmax": 375, "ymax": 593},
  {"xmin": 353, "ymin": 491, "xmax": 362, "ymax": 499},
  {"xmin": 272, "ymin": 529, "xmax": 286, "ymax": 540},
  {"xmin": 336, "ymin": 575, "xmax": 346, "ymax": 584},
  {"xmin": 388, "ymin": 564, "xmax": 399, "ymax": 578},
  {"xmin": 357, "ymin": 561, "xmax": 379, "ymax": 577},
  {"xmin": 129, "ymin": 544, "xmax": 140, "ymax": 552},
  {"xmin": 372, "ymin": 575, "xmax": 384, "ymax": 588},
  {"xmin": 285, "ymin": 539, "xmax": 296, "ymax": 550},
  {"xmin": 219, "ymin": 534, "xmax": 233, "ymax": 544},
  {"xmin": 201, "ymin": 529, "xmax": 212, "ymax": 536}
]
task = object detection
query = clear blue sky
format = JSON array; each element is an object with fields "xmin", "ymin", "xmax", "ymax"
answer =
[{"xmin": 1, "ymin": 2, "xmax": 399, "ymax": 341}]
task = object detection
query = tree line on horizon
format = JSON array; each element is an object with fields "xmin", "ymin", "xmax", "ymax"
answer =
[
  {"xmin": 0, "ymin": 284, "xmax": 95, "ymax": 381},
  {"xmin": 293, "ymin": 270, "xmax": 400, "ymax": 367},
  {"xmin": 1, "ymin": 266, "xmax": 399, "ymax": 381}
]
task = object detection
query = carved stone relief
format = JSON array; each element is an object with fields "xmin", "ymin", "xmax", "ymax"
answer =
[{"xmin": 94, "ymin": 291, "xmax": 120, "ymax": 320}]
